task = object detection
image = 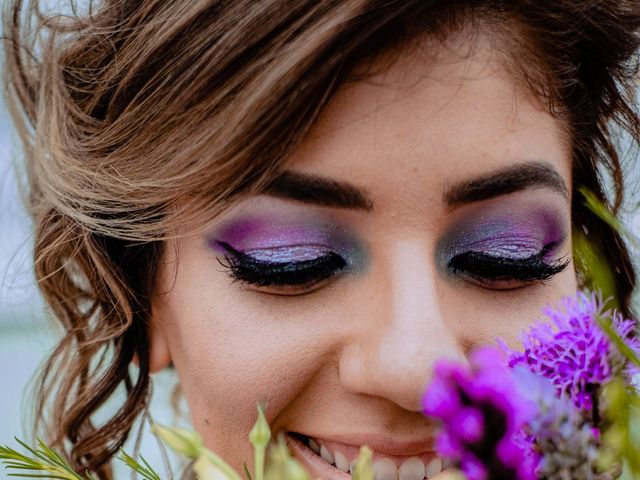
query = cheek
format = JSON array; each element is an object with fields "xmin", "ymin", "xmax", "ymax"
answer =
[{"xmin": 154, "ymin": 242, "xmax": 339, "ymax": 458}]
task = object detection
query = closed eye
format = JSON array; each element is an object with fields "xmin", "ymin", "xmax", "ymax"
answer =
[
  {"xmin": 448, "ymin": 242, "xmax": 570, "ymax": 289},
  {"xmin": 215, "ymin": 241, "xmax": 347, "ymax": 291}
]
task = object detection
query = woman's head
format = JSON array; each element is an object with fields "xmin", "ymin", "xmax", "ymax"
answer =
[{"xmin": 3, "ymin": 0, "xmax": 639, "ymax": 478}]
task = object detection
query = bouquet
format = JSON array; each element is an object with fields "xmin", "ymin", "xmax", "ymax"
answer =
[{"xmin": 422, "ymin": 291, "xmax": 640, "ymax": 480}]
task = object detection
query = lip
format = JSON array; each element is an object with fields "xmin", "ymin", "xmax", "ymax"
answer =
[{"xmin": 304, "ymin": 433, "xmax": 436, "ymax": 457}]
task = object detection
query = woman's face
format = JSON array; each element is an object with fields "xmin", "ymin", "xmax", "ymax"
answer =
[{"xmin": 149, "ymin": 30, "xmax": 577, "ymax": 479}]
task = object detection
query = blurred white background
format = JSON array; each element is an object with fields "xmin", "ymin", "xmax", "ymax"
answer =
[
  {"xmin": 0, "ymin": 40, "xmax": 188, "ymax": 480},
  {"xmin": 0, "ymin": 135, "xmax": 187, "ymax": 480}
]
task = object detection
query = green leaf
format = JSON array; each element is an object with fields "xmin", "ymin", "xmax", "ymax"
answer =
[
  {"xmin": 243, "ymin": 462, "xmax": 253, "ymax": 480},
  {"xmin": 599, "ymin": 378, "xmax": 640, "ymax": 478},
  {"xmin": 578, "ymin": 188, "xmax": 624, "ymax": 233},
  {"xmin": 596, "ymin": 315, "xmax": 640, "ymax": 368},
  {"xmin": 572, "ymin": 231, "xmax": 619, "ymax": 310},
  {"xmin": 117, "ymin": 450, "xmax": 162, "ymax": 480},
  {"xmin": 0, "ymin": 438, "xmax": 87, "ymax": 480}
]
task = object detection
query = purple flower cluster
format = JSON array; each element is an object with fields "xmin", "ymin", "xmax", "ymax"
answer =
[
  {"xmin": 505, "ymin": 291, "xmax": 640, "ymax": 411},
  {"xmin": 422, "ymin": 347, "xmax": 538, "ymax": 480},
  {"xmin": 422, "ymin": 291, "xmax": 640, "ymax": 480}
]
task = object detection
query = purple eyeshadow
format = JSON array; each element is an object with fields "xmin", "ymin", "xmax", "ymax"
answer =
[
  {"xmin": 437, "ymin": 206, "xmax": 567, "ymax": 268},
  {"xmin": 213, "ymin": 217, "xmax": 333, "ymax": 251},
  {"xmin": 206, "ymin": 215, "xmax": 367, "ymax": 269}
]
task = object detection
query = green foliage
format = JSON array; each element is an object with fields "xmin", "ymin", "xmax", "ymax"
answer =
[
  {"xmin": 351, "ymin": 445, "xmax": 373, "ymax": 480},
  {"xmin": 152, "ymin": 422, "xmax": 242, "ymax": 480},
  {"xmin": 0, "ymin": 404, "xmax": 381, "ymax": 480},
  {"xmin": 599, "ymin": 379, "xmax": 640, "ymax": 480},
  {"xmin": 243, "ymin": 462, "xmax": 253, "ymax": 480},
  {"xmin": 577, "ymin": 188, "xmax": 640, "ymax": 480},
  {"xmin": 249, "ymin": 403, "xmax": 270, "ymax": 480},
  {"xmin": 573, "ymin": 230, "xmax": 619, "ymax": 310},
  {"xmin": 574, "ymin": 187, "xmax": 640, "ymax": 311},
  {"xmin": 265, "ymin": 436, "xmax": 309, "ymax": 480},
  {"xmin": 117, "ymin": 451, "xmax": 162, "ymax": 480},
  {"xmin": 150, "ymin": 424, "xmax": 203, "ymax": 459},
  {"xmin": 578, "ymin": 188, "xmax": 625, "ymax": 235},
  {"xmin": 578, "ymin": 187, "xmax": 640, "ymax": 252},
  {"xmin": 0, "ymin": 439, "xmax": 163, "ymax": 480},
  {"xmin": 0, "ymin": 437, "xmax": 97, "ymax": 479},
  {"xmin": 597, "ymin": 315, "xmax": 640, "ymax": 369}
]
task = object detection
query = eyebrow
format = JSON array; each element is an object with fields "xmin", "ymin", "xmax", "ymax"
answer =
[
  {"xmin": 263, "ymin": 170, "xmax": 374, "ymax": 211},
  {"xmin": 443, "ymin": 161, "xmax": 568, "ymax": 206},
  {"xmin": 262, "ymin": 161, "xmax": 568, "ymax": 211}
]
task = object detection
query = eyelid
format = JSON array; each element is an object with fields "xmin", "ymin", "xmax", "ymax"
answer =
[
  {"xmin": 215, "ymin": 240, "xmax": 348, "ymax": 291},
  {"xmin": 447, "ymin": 242, "xmax": 570, "ymax": 289},
  {"xmin": 238, "ymin": 244, "xmax": 333, "ymax": 263}
]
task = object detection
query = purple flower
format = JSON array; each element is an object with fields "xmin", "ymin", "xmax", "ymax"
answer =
[
  {"xmin": 510, "ymin": 365, "xmax": 604, "ymax": 480},
  {"xmin": 504, "ymin": 291, "xmax": 640, "ymax": 411},
  {"xmin": 422, "ymin": 346, "xmax": 538, "ymax": 480}
]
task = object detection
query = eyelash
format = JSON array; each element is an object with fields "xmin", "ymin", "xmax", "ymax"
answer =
[
  {"xmin": 447, "ymin": 242, "xmax": 570, "ymax": 288},
  {"xmin": 216, "ymin": 240, "xmax": 569, "ymax": 293},
  {"xmin": 216, "ymin": 241, "xmax": 347, "ymax": 290}
]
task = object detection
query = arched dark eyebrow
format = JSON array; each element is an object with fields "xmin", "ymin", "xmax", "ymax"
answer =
[
  {"xmin": 262, "ymin": 161, "xmax": 567, "ymax": 211},
  {"xmin": 443, "ymin": 161, "xmax": 569, "ymax": 206},
  {"xmin": 263, "ymin": 170, "xmax": 374, "ymax": 211}
]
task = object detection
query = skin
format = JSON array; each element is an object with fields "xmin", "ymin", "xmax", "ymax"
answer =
[{"xmin": 146, "ymin": 28, "xmax": 578, "ymax": 477}]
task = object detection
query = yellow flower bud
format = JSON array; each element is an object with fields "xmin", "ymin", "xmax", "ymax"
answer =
[
  {"xmin": 352, "ymin": 446, "xmax": 373, "ymax": 480},
  {"xmin": 194, "ymin": 455, "xmax": 235, "ymax": 480},
  {"xmin": 151, "ymin": 423, "xmax": 203, "ymax": 459},
  {"xmin": 250, "ymin": 404, "xmax": 271, "ymax": 450},
  {"xmin": 266, "ymin": 436, "xmax": 309, "ymax": 480}
]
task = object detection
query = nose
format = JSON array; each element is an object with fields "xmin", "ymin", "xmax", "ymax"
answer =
[{"xmin": 338, "ymin": 240, "xmax": 466, "ymax": 412}]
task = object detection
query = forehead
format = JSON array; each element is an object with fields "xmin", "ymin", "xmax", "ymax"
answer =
[
  {"xmin": 306, "ymin": 26, "xmax": 563, "ymax": 140},
  {"xmin": 285, "ymin": 27, "xmax": 571, "ymax": 212}
]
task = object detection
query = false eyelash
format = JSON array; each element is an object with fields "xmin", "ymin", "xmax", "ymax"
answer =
[
  {"xmin": 215, "ymin": 241, "xmax": 347, "ymax": 287},
  {"xmin": 448, "ymin": 242, "xmax": 570, "ymax": 283}
]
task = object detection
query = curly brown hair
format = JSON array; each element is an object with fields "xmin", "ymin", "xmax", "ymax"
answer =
[{"xmin": 3, "ymin": 0, "xmax": 640, "ymax": 477}]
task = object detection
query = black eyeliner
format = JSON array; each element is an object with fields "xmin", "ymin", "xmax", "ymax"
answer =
[
  {"xmin": 216, "ymin": 241, "xmax": 347, "ymax": 287},
  {"xmin": 448, "ymin": 242, "xmax": 570, "ymax": 283}
]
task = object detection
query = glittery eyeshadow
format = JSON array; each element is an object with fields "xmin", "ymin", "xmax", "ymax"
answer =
[
  {"xmin": 437, "ymin": 204, "xmax": 567, "ymax": 270},
  {"xmin": 206, "ymin": 214, "xmax": 368, "ymax": 271}
]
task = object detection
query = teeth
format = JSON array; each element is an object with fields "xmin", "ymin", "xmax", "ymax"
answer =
[
  {"xmin": 398, "ymin": 457, "xmax": 425, "ymax": 480},
  {"xmin": 425, "ymin": 458, "xmax": 443, "ymax": 478},
  {"xmin": 373, "ymin": 458, "xmax": 398, "ymax": 480},
  {"xmin": 320, "ymin": 445, "xmax": 335, "ymax": 464},
  {"xmin": 309, "ymin": 439, "xmax": 442, "ymax": 480},
  {"xmin": 308, "ymin": 438, "xmax": 321, "ymax": 455},
  {"xmin": 334, "ymin": 452, "xmax": 350, "ymax": 472}
]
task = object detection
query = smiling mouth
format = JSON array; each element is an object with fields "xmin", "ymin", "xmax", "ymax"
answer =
[{"xmin": 285, "ymin": 432, "xmax": 446, "ymax": 480}]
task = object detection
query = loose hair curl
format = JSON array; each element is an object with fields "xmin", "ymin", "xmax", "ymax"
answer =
[{"xmin": 3, "ymin": 0, "xmax": 640, "ymax": 477}]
